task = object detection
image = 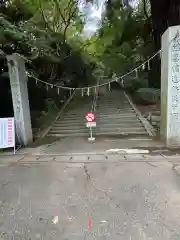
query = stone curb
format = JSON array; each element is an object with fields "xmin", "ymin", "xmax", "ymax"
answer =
[
  {"xmin": 38, "ymin": 90, "xmax": 77, "ymax": 140},
  {"xmin": 124, "ymin": 92, "xmax": 156, "ymax": 137},
  {"xmin": 1, "ymin": 153, "xmax": 180, "ymax": 165},
  {"xmin": 1, "ymin": 149, "xmax": 180, "ymax": 157}
]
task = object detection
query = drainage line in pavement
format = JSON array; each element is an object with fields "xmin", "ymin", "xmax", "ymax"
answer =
[{"xmin": 16, "ymin": 160, "xmax": 174, "ymax": 165}]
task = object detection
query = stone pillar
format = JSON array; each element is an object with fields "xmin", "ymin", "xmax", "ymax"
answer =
[
  {"xmin": 7, "ymin": 53, "xmax": 33, "ymax": 146},
  {"xmin": 161, "ymin": 25, "xmax": 180, "ymax": 147}
]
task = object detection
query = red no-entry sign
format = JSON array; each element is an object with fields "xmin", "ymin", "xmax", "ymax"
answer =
[{"xmin": 85, "ymin": 112, "xmax": 96, "ymax": 127}]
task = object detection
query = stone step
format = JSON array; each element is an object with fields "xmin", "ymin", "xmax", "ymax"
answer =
[
  {"xmin": 55, "ymin": 118, "xmax": 140, "ymax": 125},
  {"xmin": 49, "ymin": 129, "xmax": 88, "ymax": 134},
  {"xmin": 97, "ymin": 104, "xmax": 131, "ymax": 106},
  {"xmin": 52, "ymin": 122, "xmax": 143, "ymax": 129},
  {"xmin": 96, "ymin": 102, "xmax": 130, "ymax": 104},
  {"xmin": 97, "ymin": 100, "xmax": 128, "ymax": 102},
  {"xmin": 97, "ymin": 106, "xmax": 132, "ymax": 109},
  {"xmin": 96, "ymin": 110, "xmax": 135, "ymax": 113},
  {"xmin": 96, "ymin": 113, "xmax": 136, "ymax": 116},
  {"xmin": 56, "ymin": 119, "xmax": 140, "ymax": 125},
  {"xmin": 61, "ymin": 113, "xmax": 136, "ymax": 119},
  {"xmin": 49, "ymin": 127, "xmax": 146, "ymax": 134},
  {"xmin": 63, "ymin": 110, "xmax": 134, "ymax": 114},
  {"xmin": 65, "ymin": 107, "xmax": 92, "ymax": 112},
  {"xmin": 51, "ymin": 126, "xmax": 144, "ymax": 133},
  {"xmin": 150, "ymin": 111, "xmax": 160, "ymax": 115},
  {"xmin": 61, "ymin": 114, "xmax": 138, "ymax": 120},
  {"xmin": 48, "ymin": 131, "xmax": 148, "ymax": 138},
  {"xmin": 53, "ymin": 121, "xmax": 142, "ymax": 126},
  {"xmin": 70, "ymin": 109, "xmax": 134, "ymax": 112},
  {"xmin": 64, "ymin": 110, "xmax": 135, "ymax": 115},
  {"xmin": 97, "ymin": 102, "xmax": 129, "ymax": 103},
  {"xmin": 59, "ymin": 117, "xmax": 138, "ymax": 122},
  {"xmin": 150, "ymin": 116, "xmax": 160, "ymax": 122},
  {"xmin": 53, "ymin": 121, "xmax": 142, "ymax": 129},
  {"xmin": 152, "ymin": 122, "xmax": 160, "ymax": 127}
]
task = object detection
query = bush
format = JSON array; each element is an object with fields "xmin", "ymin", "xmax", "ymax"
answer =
[
  {"xmin": 123, "ymin": 76, "xmax": 148, "ymax": 93},
  {"xmin": 134, "ymin": 88, "xmax": 160, "ymax": 104}
]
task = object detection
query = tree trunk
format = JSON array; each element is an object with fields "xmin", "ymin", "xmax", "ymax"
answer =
[
  {"xmin": 150, "ymin": 0, "xmax": 180, "ymax": 49},
  {"xmin": 149, "ymin": 0, "xmax": 180, "ymax": 87}
]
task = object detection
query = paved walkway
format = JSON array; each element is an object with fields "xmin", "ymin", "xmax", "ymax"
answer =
[
  {"xmin": 1, "ymin": 150, "xmax": 180, "ymax": 165},
  {"xmin": 0, "ymin": 152, "xmax": 180, "ymax": 239},
  {"xmin": 47, "ymin": 91, "xmax": 154, "ymax": 138},
  {"xmin": 6, "ymin": 135, "xmax": 163, "ymax": 156},
  {"xmin": 2, "ymin": 89, "xmax": 180, "ymax": 239}
]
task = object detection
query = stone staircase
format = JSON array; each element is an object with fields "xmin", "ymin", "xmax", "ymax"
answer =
[
  {"xmin": 47, "ymin": 91, "xmax": 150, "ymax": 138},
  {"xmin": 95, "ymin": 91, "xmax": 149, "ymax": 136},
  {"xmin": 47, "ymin": 96, "xmax": 92, "ymax": 137}
]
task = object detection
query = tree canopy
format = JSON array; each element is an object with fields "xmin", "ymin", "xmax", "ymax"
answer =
[
  {"xmin": 1, "ymin": 0, "xmax": 180, "ymax": 89},
  {"xmin": 1, "ymin": 0, "xmax": 180, "ymax": 126},
  {"xmin": 0, "ymin": 0, "xmax": 97, "ymax": 87}
]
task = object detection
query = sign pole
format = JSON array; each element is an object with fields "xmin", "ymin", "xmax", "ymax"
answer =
[
  {"xmin": 14, "ymin": 144, "xmax": 16, "ymax": 155},
  {"xmin": 88, "ymin": 127, "xmax": 95, "ymax": 142},
  {"xmin": 90, "ymin": 127, "xmax": 92, "ymax": 139}
]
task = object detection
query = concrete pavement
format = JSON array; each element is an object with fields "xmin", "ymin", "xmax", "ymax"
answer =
[{"xmin": 1, "ymin": 150, "xmax": 180, "ymax": 239}]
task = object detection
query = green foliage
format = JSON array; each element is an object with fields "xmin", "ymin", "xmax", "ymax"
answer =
[
  {"xmin": 0, "ymin": 0, "xmax": 96, "ymax": 87},
  {"xmin": 123, "ymin": 76, "xmax": 148, "ymax": 93},
  {"xmin": 82, "ymin": 0, "xmax": 154, "ymax": 85}
]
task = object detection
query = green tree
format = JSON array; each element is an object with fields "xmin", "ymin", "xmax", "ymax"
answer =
[
  {"xmin": 0, "ymin": 0, "xmax": 96, "ymax": 86},
  {"xmin": 0, "ymin": 0, "xmax": 98, "ymax": 123}
]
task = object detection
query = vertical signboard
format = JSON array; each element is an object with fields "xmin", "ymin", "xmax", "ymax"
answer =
[{"xmin": 0, "ymin": 118, "xmax": 15, "ymax": 152}]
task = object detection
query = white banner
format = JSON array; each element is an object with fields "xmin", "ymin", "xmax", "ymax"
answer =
[{"xmin": 0, "ymin": 118, "xmax": 15, "ymax": 149}]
